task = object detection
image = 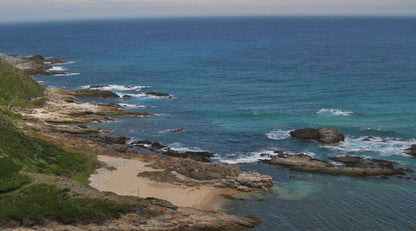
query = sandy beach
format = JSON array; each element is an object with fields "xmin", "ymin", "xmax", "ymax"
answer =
[{"xmin": 89, "ymin": 155, "xmax": 235, "ymax": 211}]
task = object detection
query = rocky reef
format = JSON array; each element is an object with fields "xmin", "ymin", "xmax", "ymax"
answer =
[{"xmin": 260, "ymin": 151, "xmax": 413, "ymax": 177}]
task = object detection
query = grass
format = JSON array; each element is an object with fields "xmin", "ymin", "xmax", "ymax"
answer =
[
  {"xmin": 0, "ymin": 184, "xmax": 134, "ymax": 225},
  {"xmin": 0, "ymin": 57, "xmax": 45, "ymax": 108}
]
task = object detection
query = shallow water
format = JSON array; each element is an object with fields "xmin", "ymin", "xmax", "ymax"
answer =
[{"xmin": 1, "ymin": 17, "xmax": 415, "ymax": 230}]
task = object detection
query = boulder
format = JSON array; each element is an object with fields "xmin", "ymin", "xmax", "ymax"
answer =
[
  {"xmin": 290, "ymin": 127, "xmax": 344, "ymax": 143},
  {"xmin": 289, "ymin": 128, "xmax": 318, "ymax": 140},
  {"xmin": 317, "ymin": 127, "xmax": 345, "ymax": 143}
]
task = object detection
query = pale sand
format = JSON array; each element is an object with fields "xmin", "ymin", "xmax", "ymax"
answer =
[{"xmin": 89, "ymin": 155, "xmax": 234, "ymax": 211}]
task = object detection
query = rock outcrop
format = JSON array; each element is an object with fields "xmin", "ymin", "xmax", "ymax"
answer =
[
  {"xmin": 261, "ymin": 151, "xmax": 411, "ymax": 177},
  {"xmin": 404, "ymin": 144, "xmax": 416, "ymax": 157},
  {"xmin": 138, "ymin": 157, "xmax": 274, "ymax": 191},
  {"xmin": 290, "ymin": 127, "xmax": 345, "ymax": 143},
  {"xmin": 0, "ymin": 53, "xmax": 64, "ymax": 75},
  {"xmin": 131, "ymin": 140, "xmax": 215, "ymax": 162}
]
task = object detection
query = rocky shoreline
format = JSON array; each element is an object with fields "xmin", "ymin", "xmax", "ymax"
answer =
[{"xmin": 1, "ymin": 54, "xmax": 273, "ymax": 230}]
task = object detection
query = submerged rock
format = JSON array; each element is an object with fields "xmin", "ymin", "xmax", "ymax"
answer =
[
  {"xmin": 290, "ymin": 127, "xmax": 345, "ymax": 143},
  {"xmin": 145, "ymin": 91, "xmax": 173, "ymax": 98}
]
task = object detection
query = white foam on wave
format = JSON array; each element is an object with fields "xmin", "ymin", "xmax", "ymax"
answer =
[
  {"xmin": 54, "ymin": 73, "xmax": 80, "ymax": 77},
  {"xmin": 218, "ymin": 150, "xmax": 317, "ymax": 164},
  {"xmin": 317, "ymin": 108, "xmax": 353, "ymax": 116},
  {"xmin": 49, "ymin": 66, "xmax": 66, "ymax": 71},
  {"xmin": 266, "ymin": 130, "xmax": 291, "ymax": 140},
  {"xmin": 115, "ymin": 93, "xmax": 147, "ymax": 98},
  {"xmin": 321, "ymin": 136, "xmax": 416, "ymax": 157},
  {"xmin": 118, "ymin": 103, "xmax": 147, "ymax": 108},
  {"xmin": 83, "ymin": 85, "xmax": 150, "ymax": 91},
  {"xmin": 168, "ymin": 143, "xmax": 206, "ymax": 152}
]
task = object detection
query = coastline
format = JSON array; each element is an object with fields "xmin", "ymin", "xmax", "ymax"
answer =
[
  {"xmin": 0, "ymin": 53, "xmax": 273, "ymax": 230},
  {"xmin": 89, "ymin": 155, "xmax": 238, "ymax": 211}
]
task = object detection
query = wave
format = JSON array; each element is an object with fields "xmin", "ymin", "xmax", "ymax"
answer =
[
  {"xmin": 317, "ymin": 108, "xmax": 353, "ymax": 116},
  {"xmin": 82, "ymin": 85, "xmax": 150, "ymax": 91},
  {"xmin": 168, "ymin": 143, "xmax": 206, "ymax": 152},
  {"xmin": 54, "ymin": 72, "xmax": 80, "ymax": 77},
  {"xmin": 49, "ymin": 66, "xmax": 66, "ymax": 72},
  {"xmin": 118, "ymin": 103, "xmax": 148, "ymax": 108},
  {"xmin": 266, "ymin": 130, "xmax": 291, "ymax": 140},
  {"xmin": 115, "ymin": 93, "xmax": 147, "ymax": 98},
  {"xmin": 320, "ymin": 136, "xmax": 416, "ymax": 157},
  {"xmin": 218, "ymin": 150, "xmax": 316, "ymax": 164}
]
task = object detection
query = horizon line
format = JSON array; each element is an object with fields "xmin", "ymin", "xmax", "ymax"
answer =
[{"xmin": 1, "ymin": 14, "xmax": 415, "ymax": 25}]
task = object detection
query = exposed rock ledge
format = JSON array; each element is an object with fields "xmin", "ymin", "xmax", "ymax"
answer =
[
  {"xmin": 260, "ymin": 151, "xmax": 413, "ymax": 177},
  {"xmin": 290, "ymin": 127, "xmax": 345, "ymax": 143},
  {"xmin": 0, "ymin": 53, "xmax": 64, "ymax": 75}
]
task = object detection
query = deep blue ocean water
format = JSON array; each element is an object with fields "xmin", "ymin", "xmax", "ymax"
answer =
[{"xmin": 1, "ymin": 17, "xmax": 416, "ymax": 230}]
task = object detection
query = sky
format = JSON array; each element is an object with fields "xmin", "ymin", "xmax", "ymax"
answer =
[{"xmin": 0, "ymin": 0, "xmax": 415, "ymax": 22}]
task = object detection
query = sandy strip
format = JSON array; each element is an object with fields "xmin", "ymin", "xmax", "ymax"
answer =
[{"xmin": 89, "ymin": 155, "xmax": 233, "ymax": 211}]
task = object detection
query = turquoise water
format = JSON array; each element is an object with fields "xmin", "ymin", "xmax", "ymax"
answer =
[{"xmin": 1, "ymin": 17, "xmax": 415, "ymax": 230}]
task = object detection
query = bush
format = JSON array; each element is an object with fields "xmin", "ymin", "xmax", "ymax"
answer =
[
  {"xmin": 0, "ymin": 157, "xmax": 31, "ymax": 193},
  {"xmin": 0, "ymin": 184, "xmax": 134, "ymax": 225}
]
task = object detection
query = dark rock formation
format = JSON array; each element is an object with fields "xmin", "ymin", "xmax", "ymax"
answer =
[
  {"xmin": 167, "ymin": 128, "xmax": 185, "ymax": 133},
  {"xmin": 261, "ymin": 151, "xmax": 408, "ymax": 177},
  {"xmin": 131, "ymin": 140, "xmax": 215, "ymax": 162},
  {"xmin": 161, "ymin": 148, "xmax": 214, "ymax": 162},
  {"xmin": 404, "ymin": 144, "xmax": 416, "ymax": 157},
  {"xmin": 145, "ymin": 91, "xmax": 172, "ymax": 98},
  {"xmin": 289, "ymin": 128, "xmax": 318, "ymax": 140},
  {"xmin": 290, "ymin": 127, "xmax": 345, "ymax": 143},
  {"xmin": 69, "ymin": 89, "xmax": 119, "ymax": 98}
]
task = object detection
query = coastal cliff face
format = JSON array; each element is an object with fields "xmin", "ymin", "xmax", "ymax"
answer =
[{"xmin": 0, "ymin": 54, "xmax": 273, "ymax": 230}]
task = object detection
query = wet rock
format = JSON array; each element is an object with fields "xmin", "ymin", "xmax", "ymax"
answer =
[
  {"xmin": 317, "ymin": 127, "xmax": 345, "ymax": 143},
  {"xmin": 404, "ymin": 144, "xmax": 416, "ymax": 157},
  {"xmin": 261, "ymin": 152, "xmax": 408, "ymax": 177},
  {"xmin": 145, "ymin": 91, "xmax": 172, "ymax": 98},
  {"xmin": 167, "ymin": 128, "xmax": 185, "ymax": 133},
  {"xmin": 69, "ymin": 89, "xmax": 119, "ymax": 98},
  {"xmin": 290, "ymin": 127, "xmax": 344, "ymax": 143},
  {"xmin": 289, "ymin": 128, "xmax": 318, "ymax": 140},
  {"xmin": 161, "ymin": 148, "xmax": 214, "ymax": 162},
  {"xmin": 46, "ymin": 57, "xmax": 65, "ymax": 64}
]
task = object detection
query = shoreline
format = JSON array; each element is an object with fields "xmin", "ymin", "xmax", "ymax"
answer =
[{"xmin": 89, "ymin": 155, "xmax": 238, "ymax": 211}]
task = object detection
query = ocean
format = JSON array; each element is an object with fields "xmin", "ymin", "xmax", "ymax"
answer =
[{"xmin": 1, "ymin": 16, "xmax": 415, "ymax": 230}]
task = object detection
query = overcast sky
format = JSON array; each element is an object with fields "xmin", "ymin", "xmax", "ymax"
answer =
[{"xmin": 0, "ymin": 0, "xmax": 415, "ymax": 22}]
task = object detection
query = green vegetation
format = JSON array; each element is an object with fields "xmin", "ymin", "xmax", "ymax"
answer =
[
  {"xmin": 0, "ymin": 114, "xmax": 97, "ymax": 182},
  {"xmin": 0, "ymin": 184, "xmax": 134, "ymax": 225},
  {"xmin": 0, "ymin": 57, "xmax": 138, "ymax": 227},
  {"xmin": 0, "ymin": 57, "xmax": 45, "ymax": 108},
  {"xmin": 0, "ymin": 157, "xmax": 31, "ymax": 193}
]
